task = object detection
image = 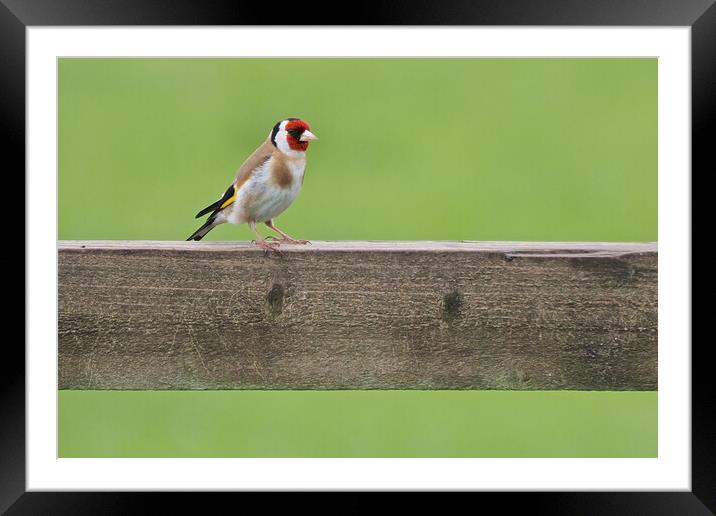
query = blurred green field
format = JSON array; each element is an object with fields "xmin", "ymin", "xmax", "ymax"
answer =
[
  {"xmin": 58, "ymin": 58, "xmax": 657, "ymax": 457},
  {"xmin": 59, "ymin": 391, "xmax": 656, "ymax": 458}
]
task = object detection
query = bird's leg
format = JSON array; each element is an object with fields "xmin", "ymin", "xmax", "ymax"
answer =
[
  {"xmin": 265, "ymin": 219, "xmax": 310, "ymax": 245},
  {"xmin": 249, "ymin": 221, "xmax": 282, "ymax": 255}
]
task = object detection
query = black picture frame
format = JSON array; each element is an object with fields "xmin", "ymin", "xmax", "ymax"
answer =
[{"xmin": 4, "ymin": 0, "xmax": 710, "ymax": 513}]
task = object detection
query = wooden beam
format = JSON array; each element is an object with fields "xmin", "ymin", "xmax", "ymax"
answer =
[{"xmin": 58, "ymin": 241, "xmax": 657, "ymax": 391}]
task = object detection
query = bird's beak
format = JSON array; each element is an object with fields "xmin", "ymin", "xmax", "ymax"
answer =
[{"xmin": 300, "ymin": 130, "xmax": 318, "ymax": 141}]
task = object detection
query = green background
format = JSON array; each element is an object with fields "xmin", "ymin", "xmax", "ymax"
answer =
[{"xmin": 58, "ymin": 58, "xmax": 657, "ymax": 457}]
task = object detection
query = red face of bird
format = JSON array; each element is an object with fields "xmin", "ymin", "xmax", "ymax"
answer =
[{"xmin": 270, "ymin": 118, "xmax": 318, "ymax": 154}]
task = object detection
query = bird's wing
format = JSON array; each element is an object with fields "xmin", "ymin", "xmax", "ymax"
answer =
[
  {"xmin": 194, "ymin": 139, "xmax": 274, "ymax": 219},
  {"xmin": 194, "ymin": 183, "xmax": 238, "ymax": 219},
  {"xmin": 233, "ymin": 139, "xmax": 275, "ymax": 184}
]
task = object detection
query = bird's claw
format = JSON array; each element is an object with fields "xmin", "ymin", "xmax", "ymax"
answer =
[{"xmin": 254, "ymin": 239, "xmax": 283, "ymax": 256}]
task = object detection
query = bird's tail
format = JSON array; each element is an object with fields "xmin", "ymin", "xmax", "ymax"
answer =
[{"xmin": 187, "ymin": 217, "xmax": 219, "ymax": 241}]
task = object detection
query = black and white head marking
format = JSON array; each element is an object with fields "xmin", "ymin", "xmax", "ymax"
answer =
[{"xmin": 270, "ymin": 118, "xmax": 300, "ymax": 148}]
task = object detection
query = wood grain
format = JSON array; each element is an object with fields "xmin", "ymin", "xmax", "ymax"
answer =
[{"xmin": 58, "ymin": 241, "xmax": 657, "ymax": 391}]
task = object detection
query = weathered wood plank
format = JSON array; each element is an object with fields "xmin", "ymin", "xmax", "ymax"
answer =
[{"xmin": 58, "ymin": 241, "xmax": 657, "ymax": 391}]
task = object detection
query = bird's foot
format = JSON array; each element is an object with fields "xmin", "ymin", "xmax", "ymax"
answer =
[
  {"xmin": 253, "ymin": 239, "xmax": 283, "ymax": 256},
  {"xmin": 266, "ymin": 235, "xmax": 311, "ymax": 245}
]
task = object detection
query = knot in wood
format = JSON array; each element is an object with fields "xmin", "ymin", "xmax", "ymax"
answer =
[
  {"xmin": 267, "ymin": 283, "xmax": 285, "ymax": 314},
  {"xmin": 442, "ymin": 290, "xmax": 462, "ymax": 322}
]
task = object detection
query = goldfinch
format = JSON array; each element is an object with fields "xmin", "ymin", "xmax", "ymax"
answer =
[{"xmin": 187, "ymin": 118, "xmax": 318, "ymax": 252}]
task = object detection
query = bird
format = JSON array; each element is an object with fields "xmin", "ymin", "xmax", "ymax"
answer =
[{"xmin": 186, "ymin": 118, "xmax": 318, "ymax": 253}]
